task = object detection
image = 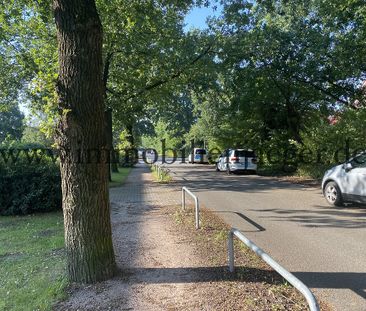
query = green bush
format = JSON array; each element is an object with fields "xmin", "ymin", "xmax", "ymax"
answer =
[
  {"xmin": 296, "ymin": 164, "xmax": 333, "ymax": 180},
  {"xmin": 0, "ymin": 144, "xmax": 61, "ymax": 215}
]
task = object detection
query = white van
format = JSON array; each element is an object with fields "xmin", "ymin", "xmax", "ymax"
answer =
[
  {"xmin": 188, "ymin": 148, "xmax": 209, "ymax": 163},
  {"xmin": 322, "ymin": 151, "xmax": 366, "ymax": 206}
]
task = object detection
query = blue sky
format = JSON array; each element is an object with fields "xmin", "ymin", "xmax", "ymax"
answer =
[{"xmin": 184, "ymin": 4, "xmax": 222, "ymax": 30}]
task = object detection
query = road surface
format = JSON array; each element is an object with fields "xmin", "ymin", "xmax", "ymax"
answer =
[{"xmin": 164, "ymin": 162, "xmax": 366, "ymax": 311}]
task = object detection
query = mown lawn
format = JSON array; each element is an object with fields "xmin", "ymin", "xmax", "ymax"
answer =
[
  {"xmin": 109, "ymin": 167, "xmax": 132, "ymax": 188},
  {"xmin": 0, "ymin": 170, "xmax": 131, "ymax": 311},
  {"xmin": 0, "ymin": 212, "xmax": 66, "ymax": 311}
]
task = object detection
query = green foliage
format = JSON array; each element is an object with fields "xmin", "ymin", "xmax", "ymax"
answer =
[
  {"xmin": 0, "ymin": 163, "xmax": 61, "ymax": 216},
  {"xmin": 0, "ymin": 1, "xmax": 58, "ymax": 135},
  {"xmin": 142, "ymin": 120, "xmax": 187, "ymax": 152},
  {"xmin": 117, "ymin": 129, "xmax": 134, "ymax": 150},
  {"xmin": 0, "ymin": 143, "xmax": 61, "ymax": 215},
  {"xmin": 22, "ymin": 126, "xmax": 52, "ymax": 146},
  {"xmin": 0, "ymin": 105, "xmax": 24, "ymax": 143}
]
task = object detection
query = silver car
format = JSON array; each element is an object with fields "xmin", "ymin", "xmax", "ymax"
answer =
[
  {"xmin": 216, "ymin": 149, "xmax": 257, "ymax": 174},
  {"xmin": 322, "ymin": 151, "xmax": 366, "ymax": 206}
]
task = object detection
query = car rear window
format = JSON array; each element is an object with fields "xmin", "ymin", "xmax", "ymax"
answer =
[
  {"xmin": 234, "ymin": 150, "xmax": 256, "ymax": 157},
  {"xmin": 195, "ymin": 149, "xmax": 206, "ymax": 155}
]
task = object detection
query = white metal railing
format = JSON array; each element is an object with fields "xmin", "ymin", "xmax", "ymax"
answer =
[
  {"xmin": 181, "ymin": 186, "xmax": 200, "ymax": 229},
  {"xmin": 228, "ymin": 228, "xmax": 320, "ymax": 311}
]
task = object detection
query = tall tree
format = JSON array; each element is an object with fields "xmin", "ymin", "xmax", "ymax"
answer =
[{"xmin": 53, "ymin": 0, "xmax": 116, "ymax": 282}]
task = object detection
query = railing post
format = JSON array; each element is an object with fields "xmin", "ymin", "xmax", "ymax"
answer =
[
  {"xmin": 182, "ymin": 188, "xmax": 186, "ymax": 210},
  {"xmin": 181, "ymin": 187, "xmax": 200, "ymax": 229},
  {"xmin": 195, "ymin": 197, "xmax": 200, "ymax": 229},
  {"xmin": 228, "ymin": 230, "xmax": 234, "ymax": 272}
]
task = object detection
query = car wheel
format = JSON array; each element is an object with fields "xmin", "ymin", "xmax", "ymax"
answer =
[
  {"xmin": 324, "ymin": 181, "xmax": 343, "ymax": 206},
  {"xmin": 216, "ymin": 163, "xmax": 220, "ymax": 171}
]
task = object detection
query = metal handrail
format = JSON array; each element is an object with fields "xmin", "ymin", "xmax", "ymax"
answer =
[
  {"xmin": 228, "ymin": 228, "xmax": 320, "ymax": 311},
  {"xmin": 181, "ymin": 186, "xmax": 200, "ymax": 229}
]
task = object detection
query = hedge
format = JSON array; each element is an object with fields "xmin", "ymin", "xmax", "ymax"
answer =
[{"xmin": 0, "ymin": 163, "xmax": 62, "ymax": 216}]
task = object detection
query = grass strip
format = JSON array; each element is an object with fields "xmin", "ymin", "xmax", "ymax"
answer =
[
  {"xmin": 109, "ymin": 167, "xmax": 132, "ymax": 188},
  {"xmin": 0, "ymin": 212, "xmax": 66, "ymax": 311}
]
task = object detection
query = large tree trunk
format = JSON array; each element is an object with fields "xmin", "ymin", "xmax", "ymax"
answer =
[{"xmin": 53, "ymin": 0, "xmax": 116, "ymax": 283}]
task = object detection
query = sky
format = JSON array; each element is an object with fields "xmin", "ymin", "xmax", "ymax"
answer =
[{"xmin": 184, "ymin": 4, "xmax": 222, "ymax": 31}]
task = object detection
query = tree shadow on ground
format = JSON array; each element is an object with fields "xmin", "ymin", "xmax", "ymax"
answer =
[
  {"xmin": 215, "ymin": 210, "xmax": 266, "ymax": 232},
  {"xmin": 119, "ymin": 266, "xmax": 284, "ymax": 284},
  {"xmin": 253, "ymin": 206, "xmax": 366, "ymax": 229},
  {"xmin": 118, "ymin": 266, "xmax": 366, "ymax": 300}
]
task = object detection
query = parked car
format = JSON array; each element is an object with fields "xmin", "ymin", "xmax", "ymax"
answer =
[
  {"xmin": 188, "ymin": 148, "xmax": 209, "ymax": 163},
  {"xmin": 216, "ymin": 149, "xmax": 257, "ymax": 174},
  {"xmin": 322, "ymin": 151, "xmax": 366, "ymax": 206}
]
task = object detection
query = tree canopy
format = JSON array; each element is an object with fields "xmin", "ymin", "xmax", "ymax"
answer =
[
  {"xmin": 180, "ymin": 0, "xmax": 366, "ymax": 161},
  {"xmin": 1, "ymin": 0, "xmax": 365, "ymax": 162}
]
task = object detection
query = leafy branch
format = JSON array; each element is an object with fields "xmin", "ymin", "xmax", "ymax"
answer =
[{"xmin": 107, "ymin": 45, "xmax": 212, "ymax": 101}]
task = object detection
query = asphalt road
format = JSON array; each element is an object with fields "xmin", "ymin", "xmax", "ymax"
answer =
[{"xmin": 165, "ymin": 162, "xmax": 366, "ymax": 311}]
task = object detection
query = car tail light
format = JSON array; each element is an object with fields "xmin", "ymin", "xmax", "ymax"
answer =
[
  {"xmin": 251, "ymin": 158, "xmax": 257, "ymax": 164},
  {"xmin": 230, "ymin": 157, "xmax": 239, "ymax": 162}
]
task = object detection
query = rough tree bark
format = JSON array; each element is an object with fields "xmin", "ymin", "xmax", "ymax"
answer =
[{"xmin": 53, "ymin": 0, "xmax": 116, "ymax": 283}]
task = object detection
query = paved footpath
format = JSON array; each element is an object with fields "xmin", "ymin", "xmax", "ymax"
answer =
[
  {"xmin": 109, "ymin": 164, "xmax": 180, "ymax": 206},
  {"xmin": 56, "ymin": 164, "xmax": 232, "ymax": 311}
]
